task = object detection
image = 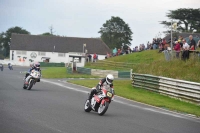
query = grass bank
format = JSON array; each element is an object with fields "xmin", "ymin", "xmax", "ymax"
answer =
[
  {"xmin": 68, "ymin": 79, "xmax": 200, "ymax": 117},
  {"xmin": 86, "ymin": 50, "xmax": 200, "ymax": 82},
  {"xmin": 41, "ymin": 67, "xmax": 99, "ymax": 78}
]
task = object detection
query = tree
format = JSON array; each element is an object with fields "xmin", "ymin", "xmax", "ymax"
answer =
[
  {"xmin": 99, "ymin": 16, "xmax": 133, "ymax": 49},
  {"xmin": 160, "ymin": 8, "xmax": 200, "ymax": 34},
  {"xmin": 0, "ymin": 26, "xmax": 30, "ymax": 57},
  {"xmin": 41, "ymin": 32, "xmax": 52, "ymax": 36}
]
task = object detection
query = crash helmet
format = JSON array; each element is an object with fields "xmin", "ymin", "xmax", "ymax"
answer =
[
  {"xmin": 34, "ymin": 62, "xmax": 40, "ymax": 69},
  {"xmin": 106, "ymin": 74, "xmax": 114, "ymax": 85}
]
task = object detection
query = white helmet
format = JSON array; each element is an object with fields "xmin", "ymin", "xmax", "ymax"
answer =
[{"xmin": 106, "ymin": 74, "xmax": 114, "ymax": 85}]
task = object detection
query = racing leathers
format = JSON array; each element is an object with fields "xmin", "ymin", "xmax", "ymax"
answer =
[{"xmin": 88, "ymin": 78, "xmax": 114, "ymax": 101}]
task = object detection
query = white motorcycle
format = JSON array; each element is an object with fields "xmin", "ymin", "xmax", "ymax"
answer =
[
  {"xmin": 84, "ymin": 87, "xmax": 114, "ymax": 116},
  {"xmin": 23, "ymin": 70, "xmax": 41, "ymax": 90}
]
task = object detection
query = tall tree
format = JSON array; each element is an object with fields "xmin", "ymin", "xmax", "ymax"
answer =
[
  {"xmin": 160, "ymin": 8, "xmax": 200, "ymax": 34},
  {"xmin": 0, "ymin": 26, "xmax": 30, "ymax": 57},
  {"xmin": 99, "ymin": 16, "xmax": 133, "ymax": 49}
]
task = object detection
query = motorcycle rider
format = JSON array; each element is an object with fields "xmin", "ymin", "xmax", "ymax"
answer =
[
  {"xmin": 88, "ymin": 74, "xmax": 114, "ymax": 103},
  {"xmin": 24, "ymin": 62, "xmax": 41, "ymax": 85},
  {"xmin": 0, "ymin": 63, "xmax": 3, "ymax": 71}
]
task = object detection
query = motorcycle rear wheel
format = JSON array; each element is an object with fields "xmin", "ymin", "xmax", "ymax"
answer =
[
  {"xmin": 98, "ymin": 101, "xmax": 109, "ymax": 116},
  {"xmin": 84, "ymin": 100, "xmax": 92, "ymax": 112}
]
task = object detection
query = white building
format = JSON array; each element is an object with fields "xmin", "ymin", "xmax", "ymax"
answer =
[{"xmin": 10, "ymin": 34, "xmax": 111, "ymax": 67}]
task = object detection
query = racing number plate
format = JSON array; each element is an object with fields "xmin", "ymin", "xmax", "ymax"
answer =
[{"xmin": 107, "ymin": 92, "xmax": 112, "ymax": 97}]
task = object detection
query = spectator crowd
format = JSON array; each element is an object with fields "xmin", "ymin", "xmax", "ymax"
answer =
[{"xmin": 86, "ymin": 35, "xmax": 199, "ymax": 62}]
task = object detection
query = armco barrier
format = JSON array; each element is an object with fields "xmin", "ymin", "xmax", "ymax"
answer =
[
  {"xmin": 67, "ymin": 66, "xmax": 131, "ymax": 78},
  {"xmin": 77, "ymin": 67, "xmax": 91, "ymax": 75},
  {"xmin": 118, "ymin": 71, "xmax": 130, "ymax": 78},
  {"xmin": 132, "ymin": 73, "xmax": 200, "ymax": 105}
]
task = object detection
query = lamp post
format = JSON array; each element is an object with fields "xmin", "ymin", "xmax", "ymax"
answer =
[{"xmin": 171, "ymin": 20, "xmax": 173, "ymax": 54}]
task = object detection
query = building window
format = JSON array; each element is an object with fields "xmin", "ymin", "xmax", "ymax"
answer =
[
  {"xmin": 16, "ymin": 51, "xmax": 21, "ymax": 55},
  {"xmin": 21, "ymin": 51, "xmax": 27, "ymax": 55},
  {"xmin": 38, "ymin": 52, "xmax": 46, "ymax": 56},
  {"xmin": 58, "ymin": 53, "xmax": 65, "ymax": 57},
  {"xmin": 16, "ymin": 51, "xmax": 26, "ymax": 55}
]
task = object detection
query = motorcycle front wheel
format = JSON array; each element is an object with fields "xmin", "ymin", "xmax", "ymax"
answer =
[
  {"xmin": 27, "ymin": 80, "xmax": 34, "ymax": 90},
  {"xmin": 98, "ymin": 101, "xmax": 109, "ymax": 116},
  {"xmin": 84, "ymin": 100, "xmax": 92, "ymax": 112}
]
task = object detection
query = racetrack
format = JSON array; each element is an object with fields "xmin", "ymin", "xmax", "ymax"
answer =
[{"xmin": 0, "ymin": 66, "xmax": 200, "ymax": 133}]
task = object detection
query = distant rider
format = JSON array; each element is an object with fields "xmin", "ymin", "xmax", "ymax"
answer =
[
  {"xmin": 24, "ymin": 62, "xmax": 41, "ymax": 85},
  {"xmin": 88, "ymin": 74, "xmax": 115, "ymax": 103}
]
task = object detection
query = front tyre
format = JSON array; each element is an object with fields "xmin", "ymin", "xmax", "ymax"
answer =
[
  {"xmin": 98, "ymin": 101, "xmax": 109, "ymax": 116},
  {"xmin": 84, "ymin": 100, "xmax": 92, "ymax": 112},
  {"xmin": 27, "ymin": 80, "xmax": 34, "ymax": 90}
]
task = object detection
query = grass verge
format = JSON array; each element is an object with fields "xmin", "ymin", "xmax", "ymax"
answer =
[
  {"xmin": 68, "ymin": 79, "xmax": 200, "ymax": 117},
  {"xmin": 41, "ymin": 67, "xmax": 99, "ymax": 78},
  {"xmin": 86, "ymin": 50, "xmax": 200, "ymax": 82}
]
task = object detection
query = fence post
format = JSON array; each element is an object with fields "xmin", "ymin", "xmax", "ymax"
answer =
[{"xmin": 130, "ymin": 69, "xmax": 132, "ymax": 80}]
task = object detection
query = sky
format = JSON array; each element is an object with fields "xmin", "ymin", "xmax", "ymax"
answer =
[{"xmin": 0, "ymin": 0, "xmax": 199, "ymax": 48}]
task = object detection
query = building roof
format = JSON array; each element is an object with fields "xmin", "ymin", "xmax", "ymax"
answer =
[{"xmin": 10, "ymin": 34, "xmax": 111, "ymax": 55}]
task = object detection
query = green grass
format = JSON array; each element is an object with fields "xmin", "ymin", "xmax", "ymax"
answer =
[
  {"xmin": 86, "ymin": 49, "xmax": 200, "ymax": 82},
  {"xmin": 41, "ymin": 67, "xmax": 99, "ymax": 78},
  {"xmin": 68, "ymin": 79, "xmax": 200, "ymax": 117}
]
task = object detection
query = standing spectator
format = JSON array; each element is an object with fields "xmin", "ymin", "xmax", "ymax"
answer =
[
  {"xmin": 153, "ymin": 43, "xmax": 157, "ymax": 49},
  {"xmin": 178, "ymin": 36, "xmax": 183, "ymax": 48},
  {"xmin": 117, "ymin": 49, "xmax": 121, "ymax": 56},
  {"xmin": 174, "ymin": 41, "xmax": 181, "ymax": 58},
  {"xmin": 112, "ymin": 48, "xmax": 117, "ymax": 56},
  {"xmin": 107, "ymin": 52, "xmax": 110, "ymax": 58},
  {"xmin": 132, "ymin": 47, "xmax": 135, "ymax": 52},
  {"xmin": 189, "ymin": 35, "xmax": 196, "ymax": 50},
  {"xmin": 147, "ymin": 41, "xmax": 150, "ymax": 49},
  {"xmin": 162, "ymin": 39, "xmax": 167, "ymax": 50},
  {"xmin": 182, "ymin": 39, "xmax": 190, "ymax": 60},
  {"xmin": 93, "ymin": 53, "xmax": 97, "ymax": 62}
]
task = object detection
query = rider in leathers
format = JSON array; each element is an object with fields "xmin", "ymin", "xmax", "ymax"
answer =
[
  {"xmin": 24, "ymin": 62, "xmax": 41, "ymax": 85},
  {"xmin": 88, "ymin": 74, "xmax": 114, "ymax": 103}
]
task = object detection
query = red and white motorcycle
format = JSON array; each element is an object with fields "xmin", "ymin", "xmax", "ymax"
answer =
[{"xmin": 84, "ymin": 87, "xmax": 114, "ymax": 116}]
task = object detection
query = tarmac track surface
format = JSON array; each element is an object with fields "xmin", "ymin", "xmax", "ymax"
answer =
[{"xmin": 0, "ymin": 66, "xmax": 200, "ymax": 133}]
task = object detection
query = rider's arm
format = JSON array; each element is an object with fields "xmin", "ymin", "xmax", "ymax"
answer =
[
  {"xmin": 96, "ymin": 78, "xmax": 106, "ymax": 90},
  {"xmin": 110, "ymin": 84, "xmax": 115, "ymax": 94},
  {"xmin": 28, "ymin": 68, "xmax": 33, "ymax": 73}
]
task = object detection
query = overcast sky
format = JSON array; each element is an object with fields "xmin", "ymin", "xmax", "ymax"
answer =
[{"xmin": 0, "ymin": 0, "xmax": 199, "ymax": 48}]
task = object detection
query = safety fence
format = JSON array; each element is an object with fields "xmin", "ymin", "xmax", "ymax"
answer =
[
  {"xmin": 67, "ymin": 67, "xmax": 131, "ymax": 78},
  {"xmin": 132, "ymin": 73, "xmax": 200, "ymax": 105},
  {"xmin": 164, "ymin": 50, "xmax": 200, "ymax": 61}
]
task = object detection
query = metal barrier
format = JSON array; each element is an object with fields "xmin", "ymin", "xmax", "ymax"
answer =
[
  {"xmin": 132, "ymin": 73, "xmax": 200, "ymax": 105},
  {"xmin": 77, "ymin": 67, "xmax": 91, "ymax": 75}
]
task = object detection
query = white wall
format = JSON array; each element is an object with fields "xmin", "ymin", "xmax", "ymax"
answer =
[
  {"xmin": 89, "ymin": 54, "xmax": 106, "ymax": 60},
  {"xmin": 9, "ymin": 50, "xmax": 106, "ymax": 67}
]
